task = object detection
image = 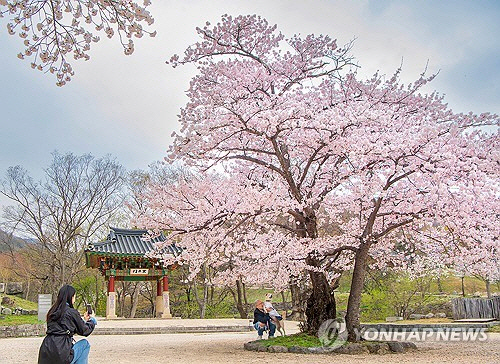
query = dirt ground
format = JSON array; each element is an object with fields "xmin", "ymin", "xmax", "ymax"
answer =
[{"xmin": 1, "ymin": 331, "xmax": 499, "ymax": 364}]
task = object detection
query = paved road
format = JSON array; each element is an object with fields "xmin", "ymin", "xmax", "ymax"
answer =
[{"xmin": 1, "ymin": 331, "xmax": 499, "ymax": 364}]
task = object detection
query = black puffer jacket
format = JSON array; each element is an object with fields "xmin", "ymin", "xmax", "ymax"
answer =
[
  {"xmin": 38, "ymin": 307, "xmax": 95, "ymax": 364},
  {"xmin": 253, "ymin": 308, "xmax": 270, "ymax": 325}
]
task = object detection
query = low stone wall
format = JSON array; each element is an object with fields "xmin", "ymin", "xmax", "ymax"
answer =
[
  {"xmin": 0, "ymin": 323, "xmax": 46, "ymax": 338},
  {"xmin": 244, "ymin": 340, "xmax": 417, "ymax": 354},
  {"xmin": 0, "ymin": 323, "xmax": 253, "ymax": 338},
  {"xmin": 95, "ymin": 325, "xmax": 253, "ymax": 335}
]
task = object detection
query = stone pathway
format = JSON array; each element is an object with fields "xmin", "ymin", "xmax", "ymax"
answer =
[
  {"xmin": 1, "ymin": 331, "xmax": 499, "ymax": 363},
  {"xmin": 0, "ymin": 319, "xmax": 498, "ymax": 363}
]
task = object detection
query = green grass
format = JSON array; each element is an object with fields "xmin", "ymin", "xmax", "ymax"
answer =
[
  {"xmin": 488, "ymin": 325, "xmax": 500, "ymax": 333},
  {"xmin": 433, "ymin": 276, "xmax": 489, "ymax": 295},
  {"xmin": 0, "ymin": 294, "xmax": 41, "ymax": 326},
  {"xmin": 0, "ymin": 315, "xmax": 42, "ymax": 326},
  {"xmin": 0, "ymin": 294, "xmax": 38, "ymax": 310},
  {"xmin": 262, "ymin": 333, "xmax": 322, "ymax": 348}
]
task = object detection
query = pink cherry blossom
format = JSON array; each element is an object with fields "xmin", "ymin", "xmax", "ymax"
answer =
[
  {"xmin": 1, "ymin": 0, "xmax": 155, "ymax": 85},
  {"xmin": 133, "ymin": 14, "xmax": 500, "ymax": 337}
]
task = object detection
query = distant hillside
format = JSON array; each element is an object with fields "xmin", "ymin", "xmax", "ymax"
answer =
[{"xmin": 0, "ymin": 229, "xmax": 30, "ymax": 252}]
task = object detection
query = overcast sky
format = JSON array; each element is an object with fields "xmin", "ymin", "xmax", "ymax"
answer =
[{"xmin": 0, "ymin": 0, "xmax": 499, "ymax": 210}]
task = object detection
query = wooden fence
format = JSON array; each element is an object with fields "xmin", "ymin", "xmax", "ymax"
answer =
[{"xmin": 451, "ymin": 297, "xmax": 500, "ymax": 320}]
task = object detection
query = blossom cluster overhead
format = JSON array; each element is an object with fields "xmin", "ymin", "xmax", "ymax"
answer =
[
  {"xmin": 1, "ymin": 0, "xmax": 156, "ymax": 85},
  {"xmin": 133, "ymin": 15, "xmax": 500, "ymax": 288}
]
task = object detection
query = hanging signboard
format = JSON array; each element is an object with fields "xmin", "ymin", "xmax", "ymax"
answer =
[{"xmin": 130, "ymin": 268, "xmax": 149, "ymax": 275}]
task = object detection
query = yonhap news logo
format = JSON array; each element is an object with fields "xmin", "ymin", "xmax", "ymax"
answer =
[
  {"xmin": 318, "ymin": 318, "xmax": 348, "ymax": 348},
  {"xmin": 360, "ymin": 327, "xmax": 488, "ymax": 342},
  {"xmin": 317, "ymin": 319, "xmax": 489, "ymax": 347}
]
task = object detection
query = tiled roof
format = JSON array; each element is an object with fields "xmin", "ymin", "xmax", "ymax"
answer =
[{"xmin": 87, "ymin": 227, "xmax": 182, "ymax": 256}]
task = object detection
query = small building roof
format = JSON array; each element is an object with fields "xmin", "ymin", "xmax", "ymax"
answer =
[{"xmin": 86, "ymin": 227, "xmax": 182, "ymax": 257}]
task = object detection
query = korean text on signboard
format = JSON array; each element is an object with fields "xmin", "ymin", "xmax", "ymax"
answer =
[{"xmin": 130, "ymin": 268, "xmax": 149, "ymax": 275}]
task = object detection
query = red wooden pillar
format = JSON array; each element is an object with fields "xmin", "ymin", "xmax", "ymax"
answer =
[
  {"xmin": 108, "ymin": 275, "xmax": 115, "ymax": 293},
  {"xmin": 163, "ymin": 275, "xmax": 169, "ymax": 292},
  {"xmin": 155, "ymin": 276, "xmax": 164, "ymax": 318},
  {"xmin": 106, "ymin": 275, "xmax": 117, "ymax": 319},
  {"xmin": 156, "ymin": 278, "xmax": 163, "ymax": 296},
  {"xmin": 161, "ymin": 274, "xmax": 172, "ymax": 318}
]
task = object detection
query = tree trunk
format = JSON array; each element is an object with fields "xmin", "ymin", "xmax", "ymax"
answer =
[
  {"xmin": 60, "ymin": 251, "xmax": 66, "ymax": 288},
  {"xmin": 485, "ymin": 280, "xmax": 491, "ymax": 298},
  {"xmin": 139, "ymin": 282, "xmax": 155, "ymax": 318},
  {"xmin": 50, "ymin": 260, "xmax": 57, "ymax": 297},
  {"xmin": 437, "ymin": 276, "xmax": 443, "ymax": 294},
  {"xmin": 296, "ymin": 207, "xmax": 337, "ymax": 332},
  {"xmin": 345, "ymin": 243, "xmax": 370, "ymax": 342},
  {"xmin": 193, "ymin": 282, "xmax": 207, "ymax": 318},
  {"xmin": 242, "ymin": 282, "xmax": 248, "ymax": 306},
  {"xmin": 461, "ymin": 276, "xmax": 465, "ymax": 297},
  {"xmin": 288, "ymin": 279, "xmax": 306, "ymax": 321},
  {"xmin": 303, "ymin": 269, "xmax": 336, "ymax": 335},
  {"xmin": 193, "ymin": 266, "xmax": 209, "ymax": 319},
  {"xmin": 25, "ymin": 279, "xmax": 30, "ymax": 301},
  {"xmin": 235, "ymin": 279, "xmax": 247, "ymax": 318},
  {"xmin": 210, "ymin": 285, "xmax": 215, "ymax": 304},
  {"xmin": 302, "ymin": 249, "xmax": 336, "ymax": 334},
  {"xmin": 118, "ymin": 282, "xmax": 126, "ymax": 317},
  {"xmin": 94, "ymin": 274, "xmax": 100, "ymax": 316},
  {"xmin": 185, "ymin": 285, "xmax": 192, "ymax": 302},
  {"xmin": 129, "ymin": 283, "xmax": 140, "ymax": 318}
]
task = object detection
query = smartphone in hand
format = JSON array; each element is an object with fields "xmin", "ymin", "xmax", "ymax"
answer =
[{"xmin": 86, "ymin": 304, "xmax": 92, "ymax": 315}]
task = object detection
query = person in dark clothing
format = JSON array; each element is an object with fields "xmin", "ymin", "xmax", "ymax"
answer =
[
  {"xmin": 38, "ymin": 284, "xmax": 97, "ymax": 364},
  {"xmin": 252, "ymin": 299, "xmax": 276, "ymax": 339}
]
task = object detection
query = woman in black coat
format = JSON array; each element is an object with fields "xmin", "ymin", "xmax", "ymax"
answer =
[{"xmin": 38, "ymin": 285, "xmax": 96, "ymax": 364}]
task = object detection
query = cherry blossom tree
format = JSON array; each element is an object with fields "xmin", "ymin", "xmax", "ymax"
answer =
[
  {"xmin": 167, "ymin": 14, "xmax": 357, "ymax": 333},
  {"xmin": 453, "ymin": 243, "xmax": 499, "ymax": 298},
  {"xmin": 134, "ymin": 170, "xmax": 317, "ymax": 287},
  {"xmin": 0, "ymin": 0, "xmax": 155, "ymax": 85},
  {"xmin": 134, "ymin": 14, "xmax": 500, "ymax": 338}
]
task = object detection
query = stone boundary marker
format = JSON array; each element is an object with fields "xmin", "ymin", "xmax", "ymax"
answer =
[
  {"xmin": 244, "ymin": 340, "xmax": 417, "ymax": 354},
  {"xmin": 37, "ymin": 294, "xmax": 51, "ymax": 322}
]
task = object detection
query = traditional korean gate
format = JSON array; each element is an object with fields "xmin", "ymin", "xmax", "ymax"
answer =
[{"xmin": 85, "ymin": 227, "xmax": 181, "ymax": 319}]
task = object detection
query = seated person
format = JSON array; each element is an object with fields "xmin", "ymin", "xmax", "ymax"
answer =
[{"xmin": 253, "ymin": 299, "xmax": 276, "ymax": 339}]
